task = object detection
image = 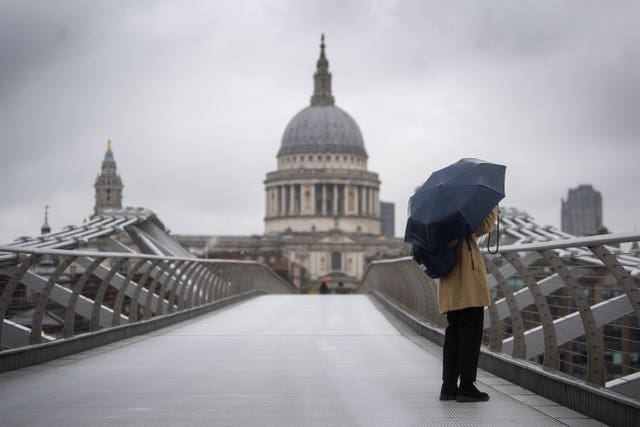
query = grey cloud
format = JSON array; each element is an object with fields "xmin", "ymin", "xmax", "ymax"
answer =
[{"xmin": 2, "ymin": 1, "xmax": 640, "ymax": 243}]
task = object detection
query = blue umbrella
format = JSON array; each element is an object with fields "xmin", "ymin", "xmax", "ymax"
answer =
[{"xmin": 404, "ymin": 158, "xmax": 505, "ymax": 250}]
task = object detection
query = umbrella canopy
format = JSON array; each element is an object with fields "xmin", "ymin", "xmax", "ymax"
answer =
[{"xmin": 404, "ymin": 158, "xmax": 505, "ymax": 250}]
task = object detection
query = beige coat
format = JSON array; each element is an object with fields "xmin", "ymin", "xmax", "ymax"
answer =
[{"xmin": 437, "ymin": 207, "xmax": 499, "ymax": 314}]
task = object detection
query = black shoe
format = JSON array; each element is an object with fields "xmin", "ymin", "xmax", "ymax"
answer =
[
  {"xmin": 439, "ymin": 384, "xmax": 458, "ymax": 401},
  {"xmin": 456, "ymin": 383, "xmax": 489, "ymax": 402}
]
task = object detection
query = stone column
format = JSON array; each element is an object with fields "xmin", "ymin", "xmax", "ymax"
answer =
[
  {"xmin": 364, "ymin": 187, "xmax": 370, "ymax": 215},
  {"xmin": 370, "ymin": 187, "xmax": 375, "ymax": 216},
  {"xmin": 265, "ymin": 187, "xmax": 270, "ymax": 217},
  {"xmin": 292, "ymin": 185, "xmax": 296, "ymax": 214},
  {"xmin": 362, "ymin": 185, "xmax": 367, "ymax": 215},
  {"xmin": 272, "ymin": 187, "xmax": 277, "ymax": 216},
  {"xmin": 373, "ymin": 188, "xmax": 378, "ymax": 217},
  {"xmin": 309, "ymin": 184, "xmax": 315, "ymax": 215},
  {"xmin": 333, "ymin": 184, "xmax": 338, "ymax": 215},
  {"xmin": 322, "ymin": 184, "xmax": 327, "ymax": 216},
  {"xmin": 273, "ymin": 186, "xmax": 277, "ymax": 215},
  {"xmin": 280, "ymin": 185, "xmax": 286, "ymax": 216}
]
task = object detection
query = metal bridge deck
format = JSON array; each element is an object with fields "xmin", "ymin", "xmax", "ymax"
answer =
[{"xmin": 0, "ymin": 295, "xmax": 604, "ymax": 426}]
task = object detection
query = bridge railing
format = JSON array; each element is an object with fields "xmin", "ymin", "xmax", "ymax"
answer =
[
  {"xmin": 360, "ymin": 232, "xmax": 640, "ymax": 395},
  {"xmin": 0, "ymin": 244, "xmax": 295, "ymax": 352}
]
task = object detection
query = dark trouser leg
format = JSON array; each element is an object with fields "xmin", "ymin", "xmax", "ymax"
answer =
[
  {"xmin": 458, "ymin": 306, "xmax": 484, "ymax": 384},
  {"xmin": 442, "ymin": 310, "xmax": 461, "ymax": 387}
]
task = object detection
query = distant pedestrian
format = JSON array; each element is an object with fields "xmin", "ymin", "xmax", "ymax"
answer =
[
  {"xmin": 438, "ymin": 206, "xmax": 498, "ymax": 402},
  {"xmin": 335, "ymin": 282, "xmax": 347, "ymax": 294},
  {"xmin": 319, "ymin": 282, "xmax": 329, "ymax": 294}
]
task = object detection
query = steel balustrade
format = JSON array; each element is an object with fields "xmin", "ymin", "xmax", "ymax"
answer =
[
  {"xmin": 0, "ymin": 244, "xmax": 295, "ymax": 352},
  {"xmin": 360, "ymin": 232, "xmax": 640, "ymax": 394}
]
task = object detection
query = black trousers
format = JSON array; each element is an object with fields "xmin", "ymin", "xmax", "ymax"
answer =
[{"xmin": 442, "ymin": 306, "xmax": 484, "ymax": 386}]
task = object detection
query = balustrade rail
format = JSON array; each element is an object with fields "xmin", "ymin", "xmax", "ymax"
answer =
[
  {"xmin": 0, "ymin": 245, "xmax": 295, "ymax": 352},
  {"xmin": 361, "ymin": 232, "xmax": 640, "ymax": 396}
]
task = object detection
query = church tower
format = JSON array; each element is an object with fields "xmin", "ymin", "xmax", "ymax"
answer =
[{"xmin": 94, "ymin": 140, "xmax": 123, "ymax": 215}]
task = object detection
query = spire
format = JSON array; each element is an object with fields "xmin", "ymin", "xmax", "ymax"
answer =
[
  {"xmin": 103, "ymin": 139, "xmax": 115, "ymax": 164},
  {"xmin": 41, "ymin": 205, "xmax": 51, "ymax": 235},
  {"xmin": 310, "ymin": 34, "xmax": 335, "ymax": 106}
]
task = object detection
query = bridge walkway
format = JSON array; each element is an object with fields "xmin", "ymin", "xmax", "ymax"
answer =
[{"xmin": 0, "ymin": 295, "xmax": 605, "ymax": 426}]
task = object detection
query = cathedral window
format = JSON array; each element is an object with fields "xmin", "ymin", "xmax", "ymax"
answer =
[
  {"xmin": 294, "ymin": 185, "xmax": 301, "ymax": 213},
  {"xmin": 284, "ymin": 186, "xmax": 291, "ymax": 215},
  {"xmin": 326, "ymin": 184, "xmax": 334, "ymax": 215},
  {"xmin": 348, "ymin": 188, "xmax": 355, "ymax": 212},
  {"xmin": 331, "ymin": 252, "xmax": 342, "ymax": 270},
  {"xmin": 315, "ymin": 184, "xmax": 323, "ymax": 214}
]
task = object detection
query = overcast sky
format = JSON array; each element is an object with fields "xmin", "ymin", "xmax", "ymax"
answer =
[{"xmin": 1, "ymin": 0, "xmax": 639, "ymax": 243}]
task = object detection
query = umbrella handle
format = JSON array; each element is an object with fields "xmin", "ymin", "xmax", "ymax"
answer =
[{"xmin": 487, "ymin": 211, "xmax": 500, "ymax": 255}]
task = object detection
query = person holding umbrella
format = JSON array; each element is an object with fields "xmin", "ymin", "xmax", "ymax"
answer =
[
  {"xmin": 437, "ymin": 206, "xmax": 498, "ymax": 402},
  {"xmin": 404, "ymin": 158, "xmax": 505, "ymax": 402}
]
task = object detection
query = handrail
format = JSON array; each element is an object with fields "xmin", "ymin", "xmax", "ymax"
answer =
[
  {"xmin": 0, "ymin": 244, "xmax": 268, "ymax": 264},
  {"xmin": 0, "ymin": 245, "xmax": 296, "ymax": 353},
  {"xmin": 494, "ymin": 231, "xmax": 640, "ymax": 253}
]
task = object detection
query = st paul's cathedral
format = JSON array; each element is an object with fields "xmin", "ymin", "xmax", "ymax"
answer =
[{"xmin": 173, "ymin": 37, "xmax": 405, "ymax": 290}]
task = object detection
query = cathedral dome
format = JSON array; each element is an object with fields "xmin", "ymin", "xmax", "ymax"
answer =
[
  {"xmin": 278, "ymin": 105, "xmax": 366, "ymax": 156},
  {"xmin": 277, "ymin": 35, "xmax": 367, "ymax": 158}
]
